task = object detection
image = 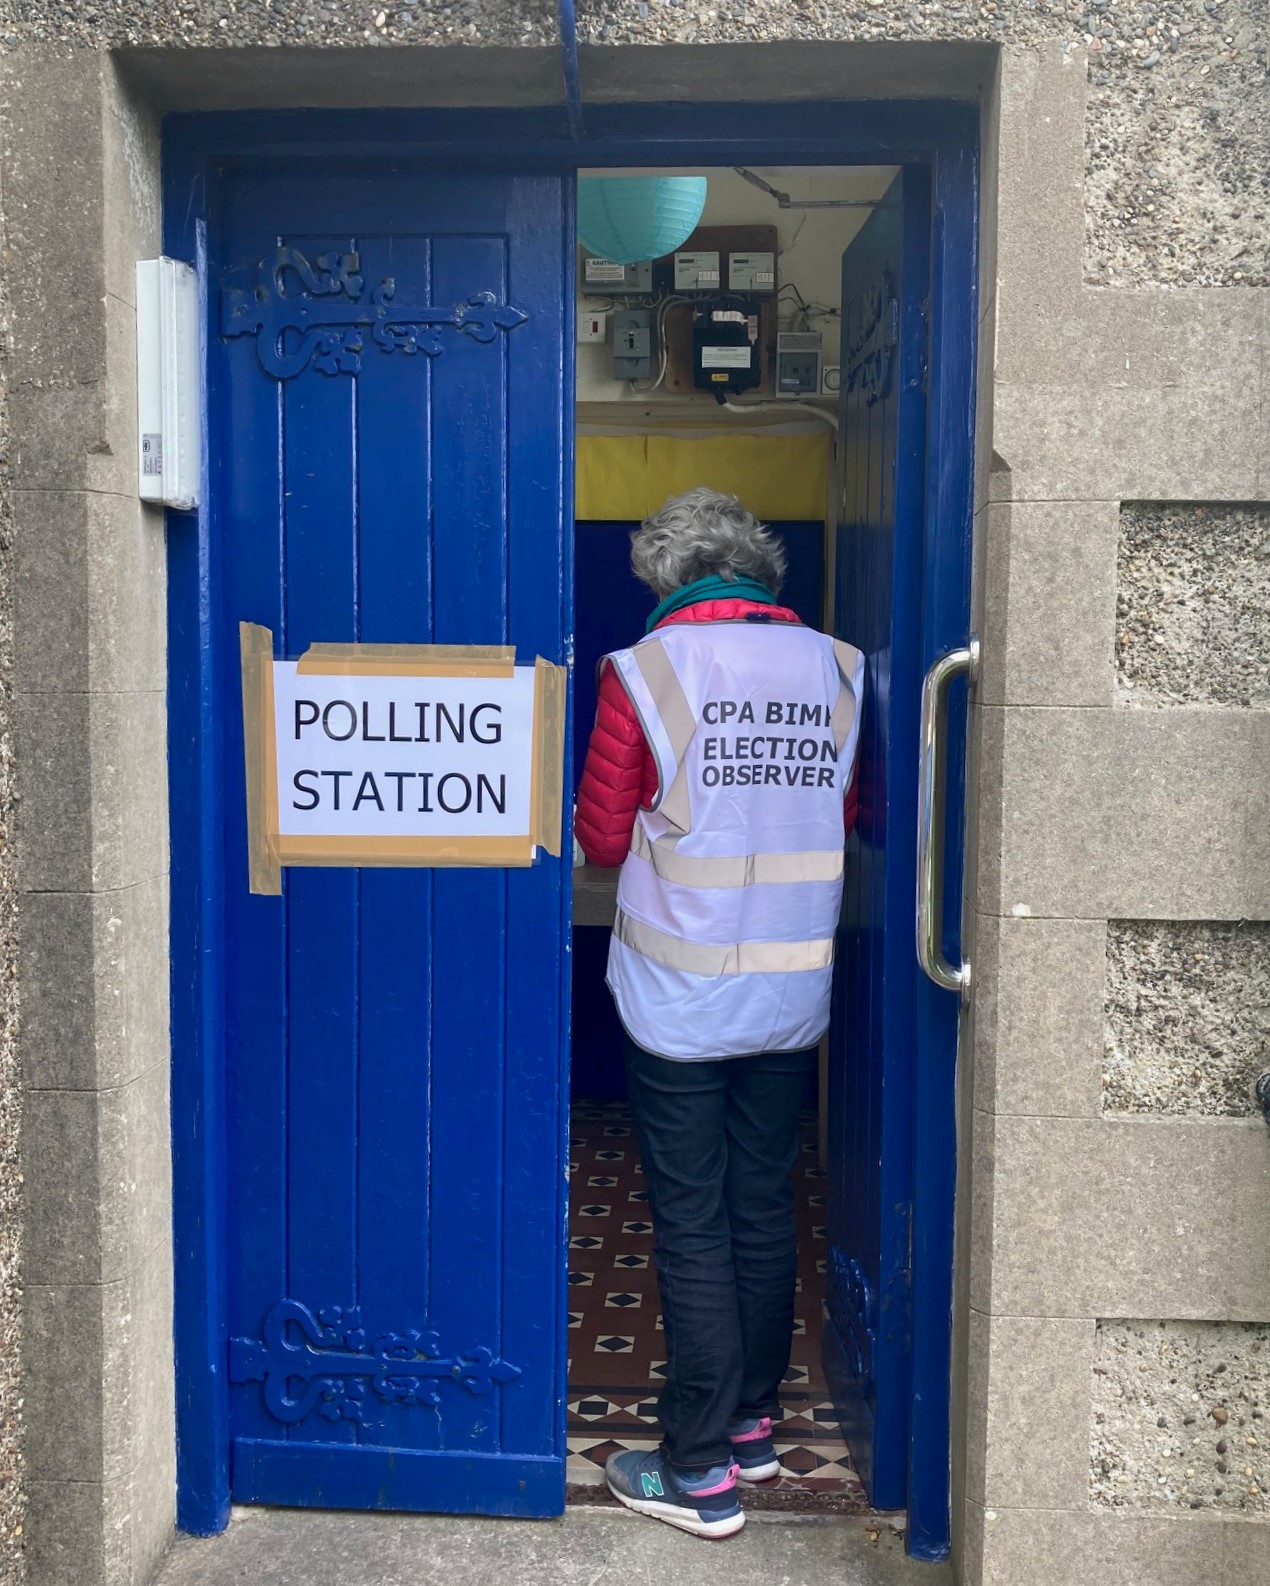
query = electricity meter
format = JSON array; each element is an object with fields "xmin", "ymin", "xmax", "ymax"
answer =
[{"xmin": 692, "ymin": 303, "xmax": 761, "ymax": 400}]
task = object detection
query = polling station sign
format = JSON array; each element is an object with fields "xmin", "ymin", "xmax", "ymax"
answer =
[{"xmin": 239, "ymin": 623, "xmax": 565, "ymax": 894}]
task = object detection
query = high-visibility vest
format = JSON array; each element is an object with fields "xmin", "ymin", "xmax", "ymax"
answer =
[{"xmin": 604, "ymin": 619, "xmax": 865, "ymax": 1061}]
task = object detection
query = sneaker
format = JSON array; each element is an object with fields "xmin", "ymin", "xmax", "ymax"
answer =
[
  {"xmin": 604, "ymin": 1447, "xmax": 745, "ymax": 1539},
  {"xmin": 728, "ymin": 1415, "xmax": 781, "ymax": 1483}
]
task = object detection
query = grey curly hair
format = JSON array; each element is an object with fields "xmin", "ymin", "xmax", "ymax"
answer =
[{"xmin": 629, "ymin": 487, "xmax": 787, "ymax": 599}]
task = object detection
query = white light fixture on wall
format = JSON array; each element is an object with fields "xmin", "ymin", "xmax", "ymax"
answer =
[
  {"xmin": 135, "ymin": 257, "xmax": 201, "ymax": 511},
  {"xmin": 576, "ymin": 176, "xmax": 707, "ymax": 266}
]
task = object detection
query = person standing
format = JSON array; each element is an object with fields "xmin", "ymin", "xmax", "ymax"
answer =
[{"xmin": 574, "ymin": 488, "xmax": 864, "ymax": 1539}]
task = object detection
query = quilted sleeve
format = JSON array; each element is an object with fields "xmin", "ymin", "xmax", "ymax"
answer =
[{"xmin": 574, "ymin": 661, "xmax": 651, "ymax": 868}]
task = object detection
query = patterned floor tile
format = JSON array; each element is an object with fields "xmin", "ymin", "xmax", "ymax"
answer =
[{"xmin": 566, "ymin": 1103, "xmax": 861, "ymax": 1507}]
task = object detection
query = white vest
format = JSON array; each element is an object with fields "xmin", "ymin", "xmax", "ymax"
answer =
[{"xmin": 604, "ymin": 619, "xmax": 865, "ymax": 1061}]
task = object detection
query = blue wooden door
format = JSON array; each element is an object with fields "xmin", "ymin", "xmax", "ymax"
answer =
[
  {"xmin": 209, "ymin": 163, "xmax": 571, "ymax": 1515},
  {"xmin": 825, "ymin": 165, "xmax": 963, "ymax": 1553}
]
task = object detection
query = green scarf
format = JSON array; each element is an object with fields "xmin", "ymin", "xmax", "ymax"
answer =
[{"xmin": 645, "ymin": 573, "xmax": 777, "ymax": 634}]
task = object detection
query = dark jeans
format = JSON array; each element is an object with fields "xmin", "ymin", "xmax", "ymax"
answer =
[{"xmin": 623, "ymin": 1037, "xmax": 813, "ymax": 1472}]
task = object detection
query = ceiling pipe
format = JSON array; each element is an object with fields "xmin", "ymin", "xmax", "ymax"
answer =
[{"xmin": 558, "ymin": 0, "xmax": 586, "ymax": 141}]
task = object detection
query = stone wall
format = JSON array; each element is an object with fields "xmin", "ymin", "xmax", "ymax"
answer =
[
  {"xmin": 1092, "ymin": 1320, "xmax": 1269, "ymax": 1515},
  {"xmin": 1105, "ymin": 922, "xmax": 1270, "ymax": 1116},
  {"xmin": 0, "ymin": 121, "xmax": 23, "ymax": 1586},
  {"xmin": 1, "ymin": 51, "xmax": 172, "ymax": 1586},
  {"xmin": 1116, "ymin": 503, "xmax": 1270, "ymax": 708},
  {"xmin": 961, "ymin": 35, "xmax": 1269, "ymax": 1586}
]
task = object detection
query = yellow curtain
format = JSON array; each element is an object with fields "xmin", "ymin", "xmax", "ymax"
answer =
[{"xmin": 576, "ymin": 431, "xmax": 830, "ymax": 522}]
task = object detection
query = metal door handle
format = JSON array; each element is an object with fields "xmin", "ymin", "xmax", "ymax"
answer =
[{"xmin": 916, "ymin": 639, "xmax": 979, "ymax": 1000}]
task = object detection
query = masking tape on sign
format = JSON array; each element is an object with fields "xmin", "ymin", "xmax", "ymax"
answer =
[
  {"xmin": 295, "ymin": 641, "xmax": 515, "ymax": 678},
  {"xmin": 239, "ymin": 621, "xmax": 283, "ymax": 896},
  {"xmin": 531, "ymin": 656, "xmax": 567, "ymax": 859}
]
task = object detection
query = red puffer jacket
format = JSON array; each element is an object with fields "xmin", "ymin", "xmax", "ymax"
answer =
[{"xmin": 574, "ymin": 598, "xmax": 860, "ymax": 868}]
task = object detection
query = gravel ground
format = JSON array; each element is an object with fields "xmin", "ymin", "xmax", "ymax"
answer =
[
  {"xmin": 0, "ymin": 199, "xmax": 23, "ymax": 1586},
  {"xmin": 1116, "ymin": 504, "xmax": 1270, "ymax": 708},
  {"xmin": 0, "ymin": 2, "xmax": 1265, "ymax": 289},
  {"xmin": 1092, "ymin": 1319, "xmax": 1270, "ymax": 1514},
  {"xmin": 1104, "ymin": 920, "xmax": 1270, "ymax": 1117}
]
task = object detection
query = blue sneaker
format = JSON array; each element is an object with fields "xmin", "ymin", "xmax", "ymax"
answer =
[
  {"xmin": 728, "ymin": 1415, "xmax": 781, "ymax": 1483},
  {"xmin": 604, "ymin": 1447, "xmax": 745, "ymax": 1539}
]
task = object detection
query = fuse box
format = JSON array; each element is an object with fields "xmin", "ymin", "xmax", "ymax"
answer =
[
  {"xmin": 613, "ymin": 308, "xmax": 653, "ymax": 381},
  {"xmin": 775, "ymin": 331, "xmax": 823, "ymax": 399}
]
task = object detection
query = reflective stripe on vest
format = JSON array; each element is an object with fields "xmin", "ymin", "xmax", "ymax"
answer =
[
  {"xmin": 604, "ymin": 620, "xmax": 866, "ymax": 1060},
  {"xmin": 630, "ymin": 824, "xmax": 844, "ymax": 888},
  {"xmin": 614, "ymin": 908, "xmax": 836, "ymax": 976}
]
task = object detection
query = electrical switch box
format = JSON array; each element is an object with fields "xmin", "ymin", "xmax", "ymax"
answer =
[
  {"xmin": 674, "ymin": 250, "xmax": 721, "ymax": 291},
  {"xmin": 692, "ymin": 303, "xmax": 761, "ymax": 399},
  {"xmin": 776, "ymin": 331, "xmax": 823, "ymax": 399},
  {"xmin": 135, "ymin": 257, "xmax": 201, "ymax": 511},
  {"xmin": 728, "ymin": 251, "xmax": 776, "ymax": 294},
  {"xmin": 582, "ymin": 253, "xmax": 653, "ymax": 294},
  {"xmin": 613, "ymin": 308, "xmax": 653, "ymax": 381},
  {"xmin": 578, "ymin": 309, "xmax": 608, "ymax": 344}
]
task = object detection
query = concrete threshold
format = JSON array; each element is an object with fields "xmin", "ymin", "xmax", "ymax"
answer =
[{"xmin": 154, "ymin": 1504, "xmax": 952, "ymax": 1586}]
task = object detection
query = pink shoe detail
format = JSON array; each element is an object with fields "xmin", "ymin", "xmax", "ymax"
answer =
[
  {"xmin": 730, "ymin": 1417, "xmax": 773, "ymax": 1445},
  {"xmin": 690, "ymin": 1463, "xmax": 740, "ymax": 1498}
]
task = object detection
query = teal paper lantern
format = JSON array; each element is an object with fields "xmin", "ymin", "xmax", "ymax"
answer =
[{"xmin": 577, "ymin": 176, "xmax": 708, "ymax": 266}]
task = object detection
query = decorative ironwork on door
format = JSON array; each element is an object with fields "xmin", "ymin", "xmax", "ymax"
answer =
[
  {"xmin": 221, "ymin": 246, "xmax": 530, "ymax": 379},
  {"xmin": 229, "ymin": 1299, "xmax": 522, "ymax": 1427}
]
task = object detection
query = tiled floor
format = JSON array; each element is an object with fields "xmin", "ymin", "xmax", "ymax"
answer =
[{"xmin": 566, "ymin": 1101, "xmax": 865, "ymax": 1509}]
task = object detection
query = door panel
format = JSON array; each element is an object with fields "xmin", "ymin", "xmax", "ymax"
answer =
[
  {"xmin": 824, "ymin": 168, "xmax": 932, "ymax": 1511},
  {"xmin": 212, "ymin": 166, "xmax": 570, "ymax": 1514}
]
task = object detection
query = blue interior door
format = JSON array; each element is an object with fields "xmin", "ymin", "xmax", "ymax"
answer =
[
  {"xmin": 208, "ymin": 162, "xmax": 571, "ymax": 1515},
  {"xmin": 825, "ymin": 164, "xmax": 960, "ymax": 1552}
]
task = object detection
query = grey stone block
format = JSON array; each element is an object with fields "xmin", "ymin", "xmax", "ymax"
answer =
[
  {"xmin": 993, "ymin": 380, "xmax": 1261, "ymax": 503},
  {"xmin": 977, "ymin": 706, "xmax": 1270, "ymax": 921},
  {"xmin": 14, "ymin": 489, "xmax": 90, "ymax": 693},
  {"xmin": 128, "ymin": 1243, "xmax": 176, "ymax": 1583},
  {"xmin": 86, "ymin": 491, "xmax": 167, "ymax": 696},
  {"xmin": 974, "ymin": 913, "xmax": 1106, "ymax": 1117},
  {"xmin": 20, "ymin": 890, "xmax": 98, "ymax": 1091},
  {"xmin": 1222, "ymin": 1516, "xmax": 1270, "ymax": 1586},
  {"xmin": 979, "ymin": 1313, "xmax": 1096, "ymax": 1510},
  {"xmin": 985, "ymin": 1113, "xmax": 1270, "ymax": 1320},
  {"xmin": 962, "ymin": 1306, "xmax": 991, "ymax": 1509},
  {"xmin": 99, "ymin": 1059, "xmax": 173, "ymax": 1286},
  {"xmin": 20, "ymin": 876, "xmax": 170, "ymax": 1093},
  {"xmin": 993, "ymin": 43, "xmax": 1085, "ymax": 316},
  {"xmin": 20, "ymin": 689, "xmax": 169, "ymax": 893},
  {"xmin": 1091, "ymin": 1319, "xmax": 1270, "ymax": 1518},
  {"xmin": 968, "ymin": 1105, "xmax": 998, "ymax": 1318},
  {"xmin": 8, "ymin": 295, "xmax": 138, "ymax": 496},
  {"xmin": 969, "ymin": 705, "xmax": 1004, "ymax": 923},
  {"xmin": 978, "ymin": 1509, "xmax": 1215, "ymax": 1586},
  {"xmin": 995, "ymin": 283, "xmax": 1265, "ymax": 391},
  {"xmin": 101, "ymin": 63, "xmax": 161, "ymax": 308},
  {"xmin": 16, "ymin": 690, "xmax": 94, "ymax": 893},
  {"xmin": 980, "ymin": 500, "xmax": 1118, "ymax": 708},
  {"xmin": 25, "ymin": 1478, "xmax": 128, "ymax": 1586},
  {"xmin": 1, "ymin": 51, "xmax": 109, "ymax": 383},
  {"xmin": 23, "ymin": 1087, "xmax": 101, "ymax": 1286},
  {"xmin": 112, "ymin": 690, "xmax": 170, "ymax": 893},
  {"xmin": 22, "ymin": 1281, "xmax": 106, "ymax": 1483}
]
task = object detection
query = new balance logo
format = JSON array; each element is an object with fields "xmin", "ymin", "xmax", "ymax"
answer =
[{"xmin": 641, "ymin": 1471, "xmax": 665, "ymax": 1498}]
